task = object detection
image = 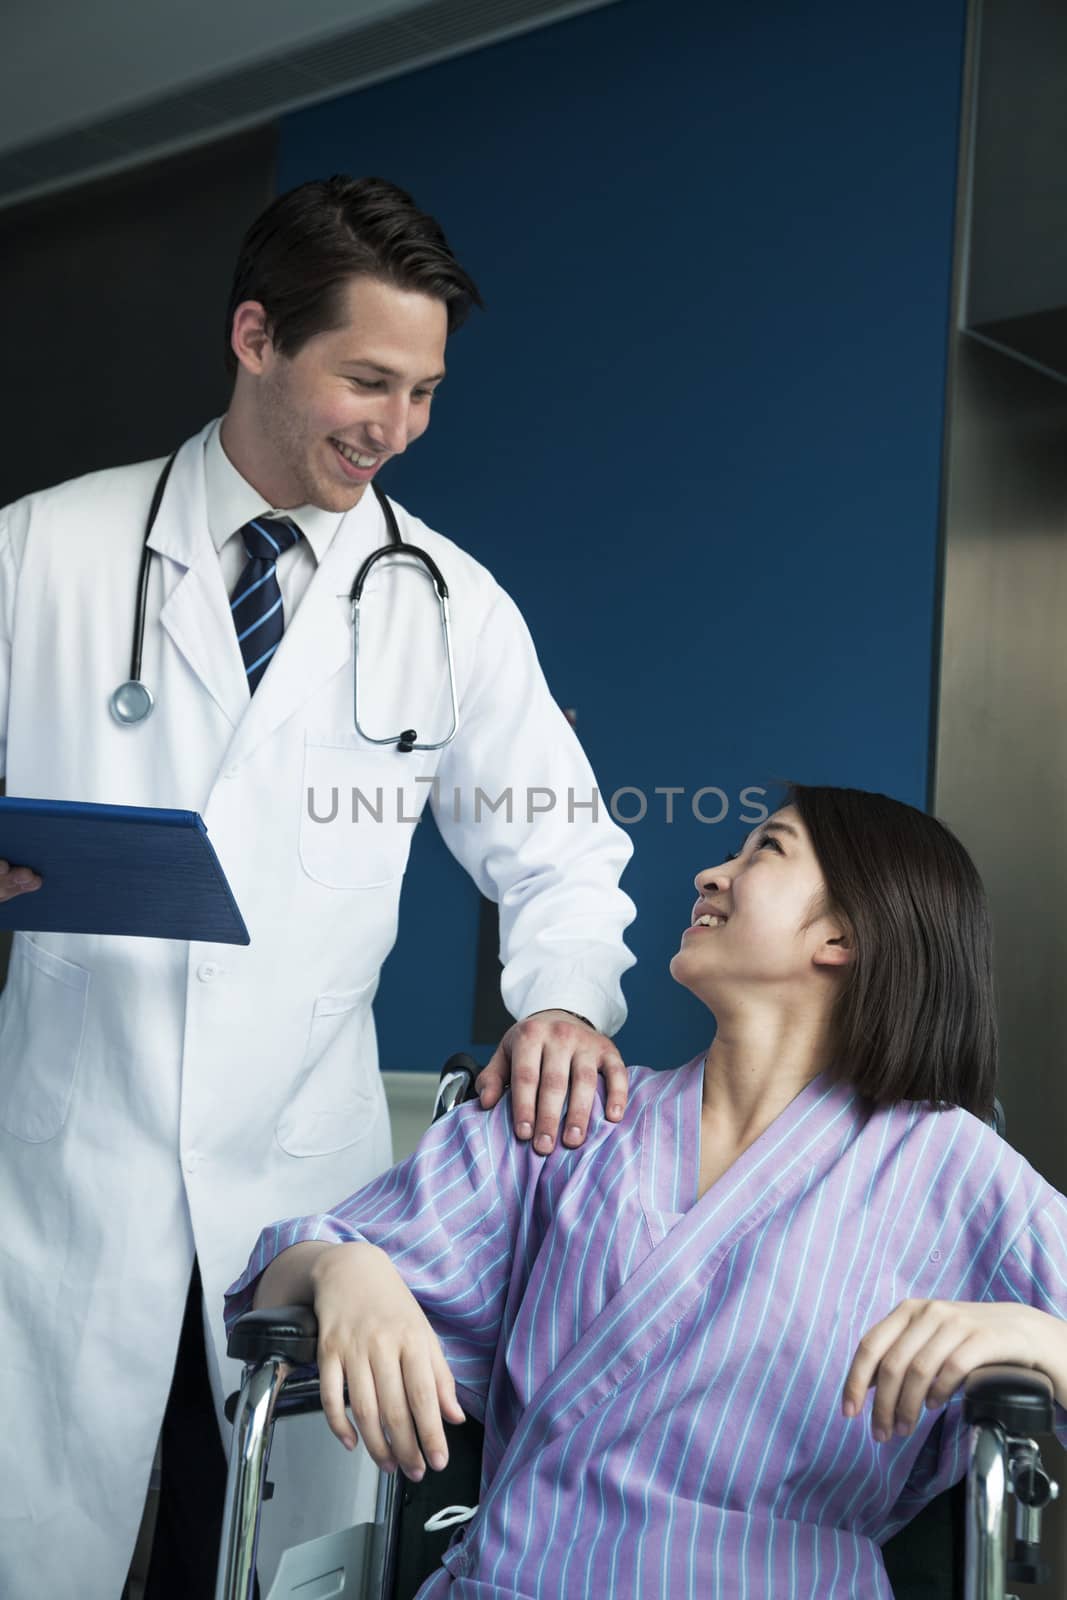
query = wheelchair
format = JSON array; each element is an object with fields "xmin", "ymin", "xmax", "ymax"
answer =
[{"xmin": 216, "ymin": 1056, "xmax": 1061, "ymax": 1600}]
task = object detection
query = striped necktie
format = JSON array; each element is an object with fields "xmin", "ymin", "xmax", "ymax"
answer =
[{"xmin": 230, "ymin": 515, "xmax": 301, "ymax": 694}]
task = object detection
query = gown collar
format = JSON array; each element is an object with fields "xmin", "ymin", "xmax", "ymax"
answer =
[{"xmin": 640, "ymin": 1053, "xmax": 860, "ymax": 1244}]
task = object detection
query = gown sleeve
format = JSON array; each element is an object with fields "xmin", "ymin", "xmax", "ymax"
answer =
[
  {"xmin": 889, "ymin": 1184, "xmax": 1067, "ymax": 1530},
  {"xmin": 224, "ymin": 1095, "xmax": 525, "ymax": 1413},
  {"xmin": 984, "ymin": 1186, "xmax": 1067, "ymax": 1444}
]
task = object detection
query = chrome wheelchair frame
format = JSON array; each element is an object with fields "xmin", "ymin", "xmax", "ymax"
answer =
[{"xmin": 215, "ymin": 1058, "xmax": 1061, "ymax": 1600}]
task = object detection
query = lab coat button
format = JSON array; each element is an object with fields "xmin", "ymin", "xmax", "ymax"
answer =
[
  {"xmin": 182, "ymin": 1151, "xmax": 200, "ymax": 1174},
  {"xmin": 197, "ymin": 962, "xmax": 220, "ymax": 982}
]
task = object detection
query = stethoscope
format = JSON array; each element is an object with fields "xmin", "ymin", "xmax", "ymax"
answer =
[{"xmin": 110, "ymin": 453, "xmax": 460, "ymax": 753}]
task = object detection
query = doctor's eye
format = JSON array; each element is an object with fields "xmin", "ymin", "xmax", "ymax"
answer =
[{"xmin": 350, "ymin": 378, "xmax": 435, "ymax": 401}]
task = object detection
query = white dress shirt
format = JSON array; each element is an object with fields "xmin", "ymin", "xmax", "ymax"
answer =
[{"xmin": 203, "ymin": 418, "xmax": 346, "ymax": 620}]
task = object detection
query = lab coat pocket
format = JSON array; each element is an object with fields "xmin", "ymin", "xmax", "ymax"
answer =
[
  {"xmin": 299, "ymin": 736, "xmax": 435, "ymax": 890},
  {"xmin": 276, "ymin": 981, "xmax": 381, "ymax": 1157},
  {"xmin": 0, "ymin": 934, "xmax": 90, "ymax": 1143}
]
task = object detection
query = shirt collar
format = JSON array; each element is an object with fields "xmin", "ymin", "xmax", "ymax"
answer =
[{"xmin": 203, "ymin": 416, "xmax": 345, "ymax": 567}]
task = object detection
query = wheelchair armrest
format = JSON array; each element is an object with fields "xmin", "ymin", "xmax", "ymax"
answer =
[
  {"xmin": 226, "ymin": 1304, "xmax": 320, "ymax": 1366},
  {"xmin": 963, "ymin": 1365, "xmax": 1055, "ymax": 1435}
]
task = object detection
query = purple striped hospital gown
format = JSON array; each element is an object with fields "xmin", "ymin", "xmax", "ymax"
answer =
[{"xmin": 226, "ymin": 1056, "xmax": 1067, "ymax": 1597}]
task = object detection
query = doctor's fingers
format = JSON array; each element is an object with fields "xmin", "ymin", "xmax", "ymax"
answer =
[
  {"xmin": 598, "ymin": 1049, "xmax": 628, "ymax": 1124},
  {"xmin": 0, "ymin": 862, "xmax": 41, "ymax": 899},
  {"xmin": 513, "ymin": 1041, "xmax": 573, "ymax": 1155},
  {"xmin": 559, "ymin": 1048, "xmax": 622, "ymax": 1148},
  {"xmin": 475, "ymin": 1047, "xmax": 507, "ymax": 1110}
]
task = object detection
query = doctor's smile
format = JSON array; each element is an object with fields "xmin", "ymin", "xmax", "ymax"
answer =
[{"xmin": 330, "ymin": 440, "xmax": 384, "ymax": 479}]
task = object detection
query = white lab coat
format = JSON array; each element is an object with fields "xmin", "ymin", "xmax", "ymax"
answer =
[{"xmin": 0, "ymin": 421, "xmax": 635, "ymax": 1598}]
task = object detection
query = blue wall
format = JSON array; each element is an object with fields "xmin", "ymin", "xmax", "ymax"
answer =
[{"xmin": 279, "ymin": 0, "xmax": 967, "ymax": 1072}]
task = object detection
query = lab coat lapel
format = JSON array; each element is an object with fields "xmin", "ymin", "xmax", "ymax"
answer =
[
  {"xmin": 219, "ymin": 485, "xmax": 383, "ymax": 773},
  {"xmin": 498, "ymin": 1071, "xmax": 859, "ymax": 1480},
  {"xmin": 147, "ymin": 427, "xmax": 248, "ymax": 728}
]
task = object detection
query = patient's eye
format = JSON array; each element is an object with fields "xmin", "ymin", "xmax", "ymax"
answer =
[{"xmin": 756, "ymin": 834, "xmax": 783, "ymax": 853}]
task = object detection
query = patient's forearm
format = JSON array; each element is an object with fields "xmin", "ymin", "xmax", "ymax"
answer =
[{"xmin": 252, "ymin": 1240, "xmax": 334, "ymax": 1309}]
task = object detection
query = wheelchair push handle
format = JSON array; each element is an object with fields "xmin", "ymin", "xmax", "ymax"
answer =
[{"xmin": 434, "ymin": 1052, "xmax": 480, "ymax": 1121}]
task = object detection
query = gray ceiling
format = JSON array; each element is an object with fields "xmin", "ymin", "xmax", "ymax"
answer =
[{"xmin": 0, "ymin": 0, "xmax": 618, "ymax": 209}]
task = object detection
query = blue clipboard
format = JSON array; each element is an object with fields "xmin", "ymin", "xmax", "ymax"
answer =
[{"xmin": 0, "ymin": 796, "xmax": 250, "ymax": 944}]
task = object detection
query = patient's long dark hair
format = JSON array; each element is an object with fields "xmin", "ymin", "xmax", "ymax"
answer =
[{"xmin": 788, "ymin": 785, "xmax": 997, "ymax": 1122}]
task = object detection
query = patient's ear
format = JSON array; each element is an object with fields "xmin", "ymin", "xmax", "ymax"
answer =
[{"xmin": 812, "ymin": 929, "xmax": 854, "ymax": 968}]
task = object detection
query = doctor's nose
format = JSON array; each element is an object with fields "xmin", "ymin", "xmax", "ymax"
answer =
[{"xmin": 367, "ymin": 398, "xmax": 413, "ymax": 456}]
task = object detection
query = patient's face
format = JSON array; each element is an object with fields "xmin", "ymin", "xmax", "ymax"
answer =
[{"xmin": 669, "ymin": 806, "xmax": 845, "ymax": 1002}]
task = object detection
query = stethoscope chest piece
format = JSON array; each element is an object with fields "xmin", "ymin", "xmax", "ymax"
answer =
[{"xmin": 110, "ymin": 680, "xmax": 155, "ymax": 724}]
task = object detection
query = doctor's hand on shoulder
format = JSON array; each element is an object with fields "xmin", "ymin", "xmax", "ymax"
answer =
[
  {"xmin": 0, "ymin": 861, "xmax": 41, "ymax": 899},
  {"xmin": 476, "ymin": 1008, "xmax": 628, "ymax": 1155}
]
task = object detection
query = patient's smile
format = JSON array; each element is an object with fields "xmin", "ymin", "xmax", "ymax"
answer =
[{"xmin": 682, "ymin": 914, "xmax": 727, "ymax": 937}]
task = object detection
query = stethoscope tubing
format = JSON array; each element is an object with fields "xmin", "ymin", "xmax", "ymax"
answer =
[
  {"xmin": 111, "ymin": 452, "xmax": 460, "ymax": 751},
  {"xmin": 127, "ymin": 451, "xmax": 178, "ymax": 685}
]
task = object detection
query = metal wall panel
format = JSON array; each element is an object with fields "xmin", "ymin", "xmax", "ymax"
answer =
[
  {"xmin": 936, "ymin": 331, "xmax": 1067, "ymax": 1197},
  {"xmin": 934, "ymin": 1, "xmax": 1067, "ymax": 1585},
  {"xmin": 935, "ymin": 318, "xmax": 1067, "ymax": 1600}
]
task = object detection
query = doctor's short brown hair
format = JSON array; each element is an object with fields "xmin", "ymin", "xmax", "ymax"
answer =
[
  {"xmin": 787, "ymin": 784, "xmax": 998, "ymax": 1124},
  {"xmin": 223, "ymin": 175, "xmax": 485, "ymax": 377}
]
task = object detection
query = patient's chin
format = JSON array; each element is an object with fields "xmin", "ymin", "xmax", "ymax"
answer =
[
  {"xmin": 670, "ymin": 950, "xmax": 730, "ymax": 1019},
  {"xmin": 668, "ymin": 948, "xmax": 712, "ymax": 995}
]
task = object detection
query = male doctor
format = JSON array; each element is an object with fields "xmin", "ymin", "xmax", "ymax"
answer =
[{"xmin": 0, "ymin": 174, "xmax": 635, "ymax": 1599}]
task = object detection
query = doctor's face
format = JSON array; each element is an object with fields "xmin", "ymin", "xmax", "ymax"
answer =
[
  {"xmin": 232, "ymin": 274, "xmax": 448, "ymax": 513},
  {"xmin": 669, "ymin": 807, "xmax": 849, "ymax": 1006}
]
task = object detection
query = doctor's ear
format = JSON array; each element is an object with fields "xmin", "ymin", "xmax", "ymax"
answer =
[{"xmin": 230, "ymin": 301, "xmax": 275, "ymax": 374}]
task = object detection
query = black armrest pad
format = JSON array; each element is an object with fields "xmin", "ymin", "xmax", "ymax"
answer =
[
  {"xmin": 226, "ymin": 1304, "xmax": 319, "ymax": 1365},
  {"xmin": 963, "ymin": 1365, "xmax": 1055, "ymax": 1434}
]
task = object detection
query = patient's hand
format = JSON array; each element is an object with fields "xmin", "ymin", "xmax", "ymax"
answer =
[
  {"xmin": 842, "ymin": 1299, "xmax": 1059, "ymax": 1442},
  {"xmin": 311, "ymin": 1240, "xmax": 466, "ymax": 1480},
  {"xmin": 477, "ymin": 1008, "xmax": 628, "ymax": 1155}
]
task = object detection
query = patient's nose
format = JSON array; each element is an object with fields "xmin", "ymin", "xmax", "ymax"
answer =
[{"xmin": 694, "ymin": 867, "xmax": 727, "ymax": 894}]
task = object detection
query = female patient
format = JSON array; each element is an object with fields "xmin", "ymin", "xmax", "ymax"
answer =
[{"xmin": 226, "ymin": 786, "xmax": 1067, "ymax": 1597}]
